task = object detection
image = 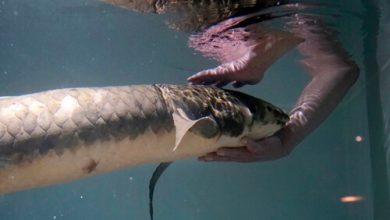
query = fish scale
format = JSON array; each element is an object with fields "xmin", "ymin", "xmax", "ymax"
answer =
[{"xmin": 0, "ymin": 84, "xmax": 288, "ymax": 196}]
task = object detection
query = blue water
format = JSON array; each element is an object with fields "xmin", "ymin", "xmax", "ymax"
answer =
[{"xmin": 0, "ymin": 0, "xmax": 389, "ymax": 219}]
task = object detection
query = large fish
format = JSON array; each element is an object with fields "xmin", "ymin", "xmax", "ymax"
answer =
[{"xmin": 0, "ymin": 84, "xmax": 288, "ymax": 217}]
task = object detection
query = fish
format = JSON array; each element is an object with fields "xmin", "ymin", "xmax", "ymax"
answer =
[
  {"xmin": 101, "ymin": 0, "xmax": 284, "ymax": 31},
  {"xmin": 0, "ymin": 84, "xmax": 288, "ymax": 218}
]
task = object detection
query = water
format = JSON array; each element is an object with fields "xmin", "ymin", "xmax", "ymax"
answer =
[{"xmin": 0, "ymin": 0, "xmax": 389, "ymax": 219}]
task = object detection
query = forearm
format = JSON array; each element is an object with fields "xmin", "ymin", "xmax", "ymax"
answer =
[
  {"xmin": 280, "ymin": 63, "xmax": 358, "ymax": 149},
  {"xmin": 279, "ymin": 15, "xmax": 359, "ymax": 149}
]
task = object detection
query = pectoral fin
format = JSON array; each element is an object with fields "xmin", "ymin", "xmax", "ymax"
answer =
[{"xmin": 172, "ymin": 108, "xmax": 219, "ymax": 151}]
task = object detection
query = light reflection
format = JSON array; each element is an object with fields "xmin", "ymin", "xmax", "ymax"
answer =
[
  {"xmin": 355, "ymin": 135, "xmax": 363, "ymax": 142},
  {"xmin": 340, "ymin": 195, "xmax": 363, "ymax": 203}
]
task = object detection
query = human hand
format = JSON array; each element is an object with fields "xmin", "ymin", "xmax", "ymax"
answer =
[
  {"xmin": 199, "ymin": 136, "xmax": 293, "ymax": 163},
  {"xmin": 187, "ymin": 52, "xmax": 266, "ymax": 88},
  {"xmin": 187, "ymin": 28, "xmax": 302, "ymax": 88}
]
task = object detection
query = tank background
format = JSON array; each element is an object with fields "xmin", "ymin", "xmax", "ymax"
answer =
[
  {"xmin": 378, "ymin": 0, "xmax": 390, "ymax": 194},
  {"xmin": 0, "ymin": 0, "xmax": 375, "ymax": 219}
]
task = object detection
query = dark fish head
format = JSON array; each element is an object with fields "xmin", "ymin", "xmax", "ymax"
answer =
[
  {"xmin": 158, "ymin": 84, "xmax": 288, "ymax": 141},
  {"xmin": 225, "ymin": 89, "xmax": 289, "ymax": 139}
]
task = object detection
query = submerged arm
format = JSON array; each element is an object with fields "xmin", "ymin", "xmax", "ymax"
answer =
[
  {"xmin": 200, "ymin": 15, "xmax": 359, "ymax": 162},
  {"xmin": 277, "ymin": 15, "xmax": 359, "ymax": 151}
]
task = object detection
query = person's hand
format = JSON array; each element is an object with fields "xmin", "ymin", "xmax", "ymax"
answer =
[
  {"xmin": 187, "ymin": 25, "xmax": 303, "ymax": 88},
  {"xmin": 199, "ymin": 135, "xmax": 293, "ymax": 162},
  {"xmin": 187, "ymin": 56, "xmax": 265, "ymax": 88}
]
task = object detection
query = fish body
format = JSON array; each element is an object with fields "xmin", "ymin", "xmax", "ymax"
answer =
[
  {"xmin": 102, "ymin": 0, "xmax": 282, "ymax": 31},
  {"xmin": 0, "ymin": 84, "xmax": 288, "ymax": 194}
]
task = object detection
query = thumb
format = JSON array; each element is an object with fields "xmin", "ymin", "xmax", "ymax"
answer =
[{"xmin": 241, "ymin": 137, "xmax": 264, "ymax": 153}]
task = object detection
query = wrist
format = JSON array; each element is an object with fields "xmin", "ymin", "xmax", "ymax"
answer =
[{"xmin": 274, "ymin": 118, "xmax": 302, "ymax": 152}]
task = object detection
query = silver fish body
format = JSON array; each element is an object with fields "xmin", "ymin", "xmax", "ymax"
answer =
[{"xmin": 0, "ymin": 84, "xmax": 288, "ymax": 194}]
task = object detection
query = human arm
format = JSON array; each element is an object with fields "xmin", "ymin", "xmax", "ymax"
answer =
[{"xmin": 197, "ymin": 15, "xmax": 359, "ymax": 162}]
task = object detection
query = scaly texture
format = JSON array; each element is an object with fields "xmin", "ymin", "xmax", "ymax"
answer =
[
  {"xmin": 0, "ymin": 85, "xmax": 173, "ymax": 165},
  {"xmin": 0, "ymin": 84, "xmax": 288, "ymax": 195}
]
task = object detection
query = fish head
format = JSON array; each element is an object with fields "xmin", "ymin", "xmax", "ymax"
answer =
[
  {"xmin": 159, "ymin": 85, "xmax": 288, "ymax": 147},
  {"xmin": 225, "ymin": 89, "xmax": 289, "ymax": 140}
]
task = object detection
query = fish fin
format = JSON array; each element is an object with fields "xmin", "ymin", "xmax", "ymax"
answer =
[
  {"xmin": 172, "ymin": 108, "xmax": 218, "ymax": 151},
  {"xmin": 149, "ymin": 162, "xmax": 172, "ymax": 220}
]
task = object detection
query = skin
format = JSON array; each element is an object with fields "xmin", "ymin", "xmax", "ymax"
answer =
[{"xmin": 195, "ymin": 14, "xmax": 359, "ymax": 162}]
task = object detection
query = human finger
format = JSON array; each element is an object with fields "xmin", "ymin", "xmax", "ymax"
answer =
[
  {"xmin": 244, "ymin": 136, "xmax": 282, "ymax": 153},
  {"xmin": 198, "ymin": 154, "xmax": 232, "ymax": 162},
  {"xmin": 198, "ymin": 147, "xmax": 256, "ymax": 162},
  {"xmin": 243, "ymin": 137, "xmax": 265, "ymax": 153},
  {"xmin": 187, "ymin": 69, "xmax": 228, "ymax": 84},
  {"xmin": 215, "ymin": 147, "xmax": 258, "ymax": 162}
]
